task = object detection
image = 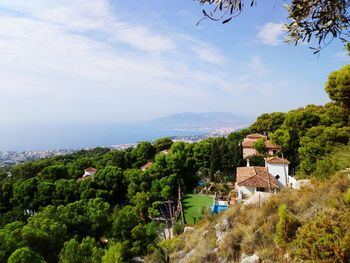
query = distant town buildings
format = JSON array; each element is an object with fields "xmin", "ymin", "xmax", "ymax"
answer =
[
  {"xmin": 0, "ymin": 149, "xmax": 76, "ymax": 167},
  {"xmin": 0, "ymin": 128, "xmax": 239, "ymax": 167}
]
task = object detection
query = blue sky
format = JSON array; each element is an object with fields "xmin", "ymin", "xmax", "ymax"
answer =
[{"xmin": 0, "ymin": 0, "xmax": 349, "ymax": 123}]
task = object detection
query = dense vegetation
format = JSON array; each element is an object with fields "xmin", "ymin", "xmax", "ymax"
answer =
[
  {"xmin": 0, "ymin": 63, "xmax": 349, "ymax": 262},
  {"xmin": 0, "ymin": 135, "xmax": 244, "ymax": 262}
]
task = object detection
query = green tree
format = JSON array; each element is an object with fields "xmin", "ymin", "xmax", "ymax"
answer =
[
  {"xmin": 193, "ymin": 139, "xmax": 212, "ymax": 168},
  {"xmin": 325, "ymin": 65, "xmax": 350, "ymax": 109},
  {"xmin": 274, "ymin": 204, "xmax": 300, "ymax": 247},
  {"xmin": 86, "ymin": 198, "xmax": 111, "ymax": 237},
  {"xmin": 153, "ymin": 137, "xmax": 173, "ymax": 152},
  {"xmin": 40, "ymin": 165, "xmax": 68, "ymax": 181},
  {"xmin": 252, "ymin": 138, "xmax": 267, "ymax": 155},
  {"xmin": 11, "ymin": 177, "xmax": 39, "ymax": 212},
  {"xmin": 0, "ymin": 221, "xmax": 25, "ymax": 262},
  {"xmin": 93, "ymin": 166, "xmax": 126, "ymax": 204},
  {"xmin": 53, "ymin": 179, "xmax": 80, "ymax": 206},
  {"xmin": 21, "ymin": 207, "xmax": 68, "ymax": 262},
  {"xmin": 132, "ymin": 142, "xmax": 156, "ymax": 168},
  {"xmin": 35, "ymin": 181, "xmax": 55, "ymax": 208},
  {"xmin": 0, "ymin": 180, "xmax": 13, "ymax": 213},
  {"xmin": 250, "ymin": 112, "xmax": 286, "ymax": 134},
  {"xmin": 298, "ymin": 126, "xmax": 350, "ymax": 177},
  {"xmin": 99, "ymin": 150, "xmax": 125, "ymax": 168},
  {"xmin": 8, "ymin": 247, "xmax": 46, "ymax": 263},
  {"xmin": 59, "ymin": 236, "xmax": 104, "ymax": 263},
  {"xmin": 167, "ymin": 142, "xmax": 197, "ymax": 192},
  {"xmin": 102, "ymin": 243, "xmax": 124, "ymax": 263}
]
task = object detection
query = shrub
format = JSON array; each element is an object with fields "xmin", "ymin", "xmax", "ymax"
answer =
[
  {"xmin": 293, "ymin": 213, "xmax": 345, "ymax": 262},
  {"xmin": 345, "ymin": 188, "xmax": 350, "ymax": 205},
  {"xmin": 274, "ymin": 204, "xmax": 300, "ymax": 247},
  {"xmin": 172, "ymin": 222, "xmax": 184, "ymax": 236}
]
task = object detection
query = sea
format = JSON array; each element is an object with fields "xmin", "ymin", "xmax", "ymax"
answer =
[{"xmin": 0, "ymin": 122, "xmax": 205, "ymax": 151}]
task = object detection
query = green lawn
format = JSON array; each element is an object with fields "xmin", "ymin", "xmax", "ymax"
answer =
[{"xmin": 182, "ymin": 194, "xmax": 213, "ymax": 225}]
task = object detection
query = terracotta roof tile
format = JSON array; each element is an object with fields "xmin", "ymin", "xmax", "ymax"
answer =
[
  {"xmin": 141, "ymin": 161, "xmax": 153, "ymax": 170},
  {"xmin": 264, "ymin": 140, "xmax": 282, "ymax": 150},
  {"xmin": 265, "ymin": 157, "xmax": 290, "ymax": 164},
  {"xmin": 84, "ymin": 167, "xmax": 97, "ymax": 172},
  {"xmin": 247, "ymin": 133, "xmax": 267, "ymax": 139},
  {"xmin": 242, "ymin": 138, "xmax": 281, "ymax": 150},
  {"xmin": 236, "ymin": 166, "xmax": 279, "ymax": 188}
]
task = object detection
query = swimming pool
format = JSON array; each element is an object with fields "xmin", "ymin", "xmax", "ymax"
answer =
[{"xmin": 211, "ymin": 201, "xmax": 228, "ymax": 213}]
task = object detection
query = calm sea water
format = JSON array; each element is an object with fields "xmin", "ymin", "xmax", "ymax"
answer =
[{"xmin": 0, "ymin": 122, "xmax": 204, "ymax": 151}]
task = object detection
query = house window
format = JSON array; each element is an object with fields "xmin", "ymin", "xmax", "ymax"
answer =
[
  {"xmin": 275, "ymin": 175, "xmax": 280, "ymax": 179},
  {"xmin": 273, "ymin": 150, "xmax": 277, "ymax": 154},
  {"xmin": 256, "ymin": 187, "xmax": 265, "ymax": 192}
]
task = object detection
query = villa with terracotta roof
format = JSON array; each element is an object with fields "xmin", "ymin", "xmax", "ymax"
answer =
[
  {"xmin": 141, "ymin": 161, "xmax": 153, "ymax": 171},
  {"xmin": 235, "ymin": 166, "xmax": 279, "ymax": 202},
  {"xmin": 242, "ymin": 133, "xmax": 281, "ymax": 159},
  {"xmin": 235, "ymin": 155, "xmax": 299, "ymax": 202},
  {"xmin": 83, "ymin": 167, "xmax": 97, "ymax": 178}
]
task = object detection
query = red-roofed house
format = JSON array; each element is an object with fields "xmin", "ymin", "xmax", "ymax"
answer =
[
  {"xmin": 83, "ymin": 167, "xmax": 97, "ymax": 178},
  {"xmin": 235, "ymin": 166, "xmax": 279, "ymax": 202},
  {"xmin": 242, "ymin": 134, "xmax": 281, "ymax": 159},
  {"xmin": 141, "ymin": 161, "xmax": 153, "ymax": 171}
]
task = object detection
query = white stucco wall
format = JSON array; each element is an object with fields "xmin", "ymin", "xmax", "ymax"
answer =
[
  {"xmin": 266, "ymin": 163, "xmax": 289, "ymax": 187},
  {"xmin": 83, "ymin": 170, "xmax": 96, "ymax": 177},
  {"xmin": 237, "ymin": 185, "xmax": 256, "ymax": 201}
]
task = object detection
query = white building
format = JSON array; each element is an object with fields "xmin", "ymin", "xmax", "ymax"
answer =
[
  {"xmin": 83, "ymin": 167, "xmax": 97, "ymax": 178},
  {"xmin": 235, "ymin": 166, "xmax": 279, "ymax": 202},
  {"xmin": 265, "ymin": 157, "xmax": 298, "ymax": 188},
  {"xmin": 242, "ymin": 133, "xmax": 282, "ymax": 159}
]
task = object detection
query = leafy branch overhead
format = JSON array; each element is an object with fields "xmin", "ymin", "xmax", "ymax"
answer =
[{"xmin": 197, "ymin": 0, "xmax": 350, "ymax": 52}]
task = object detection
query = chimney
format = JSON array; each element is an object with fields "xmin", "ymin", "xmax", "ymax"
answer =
[{"xmin": 247, "ymin": 159, "xmax": 250, "ymax": 167}]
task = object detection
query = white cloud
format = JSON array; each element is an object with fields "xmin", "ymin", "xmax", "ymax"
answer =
[
  {"xmin": 0, "ymin": 2, "xmax": 230, "ymax": 122},
  {"xmin": 0, "ymin": 1, "xmax": 297, "ymax": 124},
  {"xmin": 190, "ymin": 42, "xmax": 226, "ymax": 65},
  {"xmin": 257, "ymin": 22, "xmax": 285, "ymax": 46},
  {"xmin": 0, "ymin": 0, "xmax": 176, "ymax": 52},
  {"xmin": 249, "ymin": 56, "xmax": 266, "ymax": 76},
  {"xmin": 334, "ymin": 51, "xmax": 350, "ymax": 62}
]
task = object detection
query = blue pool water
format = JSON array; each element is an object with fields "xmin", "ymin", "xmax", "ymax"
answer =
[{"xmin": 211, "ymin": 203, "xmax": 228, "ymax": 213}]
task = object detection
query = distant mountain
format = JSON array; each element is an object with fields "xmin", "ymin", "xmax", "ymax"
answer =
[{"xmin": 149, "ymin": 112, "xmax": 255, "ymax": 129}]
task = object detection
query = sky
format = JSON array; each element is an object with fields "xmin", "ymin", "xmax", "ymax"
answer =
[{"xmin": 0, "ymin": 0, "xmax": 349, "ymax": 124}]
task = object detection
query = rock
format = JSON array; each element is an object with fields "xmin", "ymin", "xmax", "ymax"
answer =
[
  {"xmin": 222, "ymin": 218, "xmax": 229, "ymax": 229},
  {"xmin": 240, "ymin": 253, "xmax": 260, "ymax": 263},
  {"xmin": 298, "ymin": 179, "xmax": 311, "ymax": 188},
  {"xmin": 184, "ymin": 226, "xmax": 195, "ymax": 233},
  {"xmin": 179, "ymin": 249, "xmax": 196, "ymax": 263},
  {"xmin": 215, "ymin": 218, "xmax": 230, "ymax": 246}
]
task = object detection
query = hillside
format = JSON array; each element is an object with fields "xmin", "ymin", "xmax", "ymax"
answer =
[{"xmin": 148, "ymin": 145, "xmax": 350, "ymax": 262}]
